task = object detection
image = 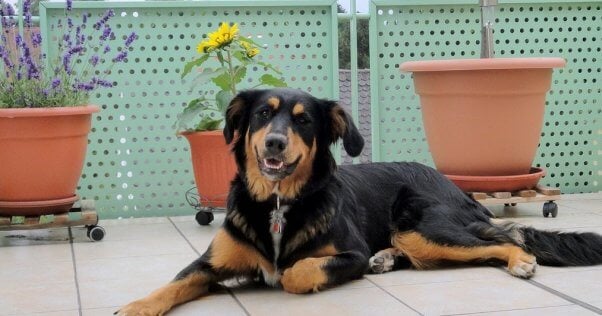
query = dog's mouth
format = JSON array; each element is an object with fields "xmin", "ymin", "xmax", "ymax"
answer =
[{"xmin": 257, "ymin": 152, "xmax": 302, "ymax": 181}]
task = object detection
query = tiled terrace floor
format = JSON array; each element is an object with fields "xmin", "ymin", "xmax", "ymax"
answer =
[{"xmin": 1, "ymin": 193, "xmax": 601, "ymax": 316}]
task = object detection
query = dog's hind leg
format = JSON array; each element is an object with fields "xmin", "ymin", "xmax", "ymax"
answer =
[{"xmin": 391, "ymin": 231, "xmax": 538, "ymax": 278}]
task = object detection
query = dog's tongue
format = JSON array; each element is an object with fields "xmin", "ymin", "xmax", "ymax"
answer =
[{"xmin": 264, "ymin": 158, "xmax": 284, "ymax": 170}]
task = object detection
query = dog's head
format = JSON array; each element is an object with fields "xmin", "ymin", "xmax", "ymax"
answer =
[{"xmin": 224, "ymin": 88, "xmax": 363, "ymax": 201}]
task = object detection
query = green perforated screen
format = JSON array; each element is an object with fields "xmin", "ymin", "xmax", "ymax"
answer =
[
  {"xmin": 370, "ymin": 0, "xmax": 601, "ymax": 193},
  {"xmin": 40, "ymin": 1, "xmax": 339, "ymax": 218}
]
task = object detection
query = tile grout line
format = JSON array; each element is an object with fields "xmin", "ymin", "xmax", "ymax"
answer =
[
  {"xmin": 68, "ymin": 227, "xmax": 83, "ymax": 316},
  {"xmin": 365, "ymin": 277, "xmax": 424, "ymax": 316},
  {"xmin": 441, "ymin": 303, "xmax": 576, "ymax": 316},
  {"xmin": 494, "ymin": 267, "xmax": 602, "ymax": 314},
  {"xmin": 167, "ymin": 217, "xmax": 252, "ymax": 316},
  {"xmin": 525, "ymin": 278, "xmax": 602, "ymax": 315}
]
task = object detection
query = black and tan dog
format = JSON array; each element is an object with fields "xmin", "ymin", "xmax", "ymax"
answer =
[{"xmin": 117, "ymin": 88, "xmax": 602, "ymax": 315}]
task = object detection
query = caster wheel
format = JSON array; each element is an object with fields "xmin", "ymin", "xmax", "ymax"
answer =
[
  {"xmin": 543, "ymin": 201, "xmax": 558, "ymax": 218},
  {"xmin": 511, "ymin": 203, "xmax": 517, "ymax": 206},
  {"xmin": 87, "ymin": 225, "xmax": 106, "ymax": 241},
  {"xmin": 195, "ymin": 211, "xmax": 214, "ymax": 226}
]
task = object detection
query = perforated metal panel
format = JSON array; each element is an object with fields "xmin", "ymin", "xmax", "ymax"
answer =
[
  {"xmin": 370, "ymin": 0, "xmax": 601, "ymax": 193},
  {"xmin": 40, "ymin": 1, "xmax": 338, "ymax": 218}
]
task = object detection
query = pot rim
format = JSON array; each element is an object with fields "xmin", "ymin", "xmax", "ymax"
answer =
[
  {"xmin": 400, "ymin": 57, "xmax": 566, "ymax": 72},
  {"xmin": 445, "ymin": 167, "xmax": 546, "ymax": 182},
  {"xmin": 0, "ymin": 105, "xmax": 100, "ymax": 118}
]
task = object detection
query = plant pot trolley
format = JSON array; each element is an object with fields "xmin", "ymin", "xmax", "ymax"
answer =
[
  {"xmin": 470, "ymin": 186, "xmax": 561, "ymax": 218},
  {"xmin": 0, "ymin": 199, "xmax": 105, "ymax": 242}
]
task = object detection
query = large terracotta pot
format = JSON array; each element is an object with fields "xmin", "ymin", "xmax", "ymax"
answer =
[
  {"xmin": 181, "ymin": 130, "xmax": 237, "ymax": 208},
  {"xmin": 0, "ymin": 106, "xmax": 99, "ymax": 215},
  {"xmin": 401, "ymin": 58, "xmax": 565, "ymax": 177}
]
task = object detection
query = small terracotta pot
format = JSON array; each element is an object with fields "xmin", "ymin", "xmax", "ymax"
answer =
[
  {"xmin": 0, "ymin": 106, "xmax": 99, "ymax": 215},
  {"xmin": 401, "ymin": 58, "xmax": 565, "ymax": 177},
  {"xmin": 181, "ymin": 130, "xmax": 237, "ymax": 208}
]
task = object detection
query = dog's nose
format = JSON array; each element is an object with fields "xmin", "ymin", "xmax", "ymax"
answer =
[{"xmin": 265, "ymin": 133, "xmax": 288, "ymax": 155}]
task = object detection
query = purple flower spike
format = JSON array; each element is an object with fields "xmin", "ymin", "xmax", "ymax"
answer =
[
  {"xmin": 67, "ymin": 0, "xmax": 73, "ymax": 11},
  {"xmin": 23, "ymin": 0, "xmax": 32, "ymax": 27},
  {"xmin": 104, "ymin": 45, "xmax": 111, "ymax": 54},
  {"xmin": 52, "ymin": 78, "xmax": 61, "ymax": 89},
  {"xmin": 112, "ymin": 51, "xmax": 128, "ymax": 62},
  {"xmin": 32, "ymin": 32, "xmax": 42, "ymax": 47},
  {"xmin": 67, "ymin": 17, "xmax": 73, "ymax": 29},
  {"xmin": 89, "ymin": 55, "xmax": 100, "ymax": 66},
  {"xmin": 101, "ymin": 25, "xmax": 112, "ymax": 41},
  {"xmin": 124, "ymin": 32, "xmax": 137, "ymax": 47}
]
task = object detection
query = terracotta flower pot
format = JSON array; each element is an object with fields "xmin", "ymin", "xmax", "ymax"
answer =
[
  {"xmin": 0, "ymin": 106, "xmax": 99, "ymax": 215},
  {"xmin": 181, "ymin": 130, "xmax": 237, "ymax": 208},
  {"xmin": 401, "ymin": 58, "xmax": 565, "ymax": 177}
]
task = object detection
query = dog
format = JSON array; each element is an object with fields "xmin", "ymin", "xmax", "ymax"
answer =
[{"xmin": 117, "ymin": 88, "xmax": 602, "ymax": 315}]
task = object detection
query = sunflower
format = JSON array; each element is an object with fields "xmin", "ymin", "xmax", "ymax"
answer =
[
  {"xmin": 240, "ymin": 41, "xmax": 260, "ymax": 58},
  {"xmin": 196, "ymin": 23, "xmax": 239, "ymax": 54}
]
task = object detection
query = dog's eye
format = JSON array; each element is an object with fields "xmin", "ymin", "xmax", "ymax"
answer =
[
  {"xmin": 257, "ymin": 109, "xmax": 271, "ymax": 120},
  {"xmin": 296, "ymin": 116, "xmax": 310, "ymax": 125}
]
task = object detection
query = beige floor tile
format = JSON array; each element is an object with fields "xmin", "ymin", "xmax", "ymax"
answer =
[
  {"xmin": 0, "ymin": 243, "xmax": 72, "ymax": 269},
  {"xmin": 560, "ymin": 193, "xmax": 602, "ymax": 201},
  {"xmin": 557, "ymin": 199, "xmax": 602, "ymax": 213},
  {"xmin": 170, "ymin": 214, "xmax": 225, "ymax": 253},
  {"xmin": 82, "ymin": 295, "xmax": 247, "ymax": 316},
  {"xmin": 79, "ymin": 276, "xmax": 171, "ymax": 309},
  {"xmin": 532, "ymin": 269, "xmax": 602, "ymax": 304},
  {"xmin": 367, "ymin": 266, "xmax": 506, "ymax": 287},
  {"xmin": 487, "ymin": 202, "xmax": 589, "ymax": 219},
  {"xmin": 0, "ymin": 282, "xmax": 78, "ymax": 315},
  {"xmin": 77, "ymin": 253, "xmax": 197, "ymax": 282},
  {"xmin": 503, "ymin": 213, "xmax": 602, "ymax": 230},
  {"xmin": 169, "ymin": 293, "xmax": 247, "ymax": 316},
  {"xmin": 535, "ymin": 264, "xmax": 602, "ymax": 276},
  {"xmin": 459, "ymin": 304, "xmax": 597, "ymax": 316},
  {"xmin": 73, "ymin": 237, "xmax": 194, "ymax": 260},
  {"xmin": 6, "ymin": 310, "xmax": 80, "ymax": 316},
  {"xmin": 99, "ymin": 217, "xmax": 171, "ymax": 225},
  {"xmin": 383, "ymin": 277, "xmax": 569, "ymax": 315},
  {"xmin": 1, "ymin": 258, "xmax": 74, "ymax": 287},
  {"xmin": 234, "ymin": 286, "xmax": 419, "ymax": 316}
]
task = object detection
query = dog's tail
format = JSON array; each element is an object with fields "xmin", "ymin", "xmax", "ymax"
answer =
[{"xmin": 472, "ymin": 220, "xmax": 602, "ymax": 266}]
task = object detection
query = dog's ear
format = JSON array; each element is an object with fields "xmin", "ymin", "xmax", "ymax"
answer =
[
  {"xmin": 327, "ymin": 101, "xmax": 364, "ymax": 157},
  {"xmin": 224, "ymin": 90, "xmax": 263, "ymax": 144}
]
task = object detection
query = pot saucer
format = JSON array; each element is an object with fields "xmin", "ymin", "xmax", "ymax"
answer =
[
  {"xmin": 446, "ymin": 167, "xmax": 545, "ymax": 192},
  {"xmin": 0, "ymin": 195, "xmax": 79, "ymax": 216}
]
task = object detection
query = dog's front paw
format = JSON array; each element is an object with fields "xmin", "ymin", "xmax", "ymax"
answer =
[
  {"xmin": 281, "ymin": 257, "xmax": 328, "ymax": 294},
  {"xmin": 369, "ymin": 250, "xmax": 395, "ymax": 274},
  {"xmin": 114, "ymin": 299, "xmax": 168, "ymax": 316}
]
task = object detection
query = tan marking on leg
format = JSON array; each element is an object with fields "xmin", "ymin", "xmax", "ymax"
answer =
[
  {"xmin": 311, "ymin": 244, "xmax": 338, "ymax": 258},
  {"xmin": 281, "ymin": 256, "xmax": 330, "ymax": 294},
  {"xmin": 267, "ymin": 97, "xmax": 280, "ymax": 110},
  {"xmin": 392, "ymin": 231, "xmax": 536, "ymax": 276},
  {"xmin": 292, "ymin": 103, "xmax": 305, "ymax": 115},
  {"xmin": 210, "ymin": 228, "xmax": 274, "ymax": 274},
  {"xmin": 117, "ymin": 273, "xmax": 209, "ymax": 316}
]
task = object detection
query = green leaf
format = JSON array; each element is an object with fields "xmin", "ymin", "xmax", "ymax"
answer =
[
  {"xmin": 181, "ymin": 54, "xmax": 210, "ymax": 79},
  {"xmin": 174, "ymin": 98, "xmax": 210, "ymax": 131},
  {"xmin": 211, "ymin": 72, "xmax": 232, "ymax": 91},
  {"xmin": 256, "ymin": 61, "xmax": 283, "ymax": 75},
  {"xmin": 195, "ymin": 116, "xmax": 223, "ymax": 131},
  {"xmin": 190, "ymin": 68, "xmax": 226, "ymax": 88},
  {"xmin": 238, "ymin": 37, "xmax": 262, "ymax": 48},
  {"xmin": 215, "ymin": 90, "xmax": 233, "ymax": 114},
  {"xmin": 259, "ymin": 74, "xmax": 287, "ymax": 87},
  {"xmin": 232, "ymin": 66, "xmax": 247, "ymax": 86}
]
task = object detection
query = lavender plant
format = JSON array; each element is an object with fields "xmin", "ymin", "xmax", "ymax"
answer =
[{"xmin": 0, "ymin": 0, "xmax": 137, "ymax": 108}]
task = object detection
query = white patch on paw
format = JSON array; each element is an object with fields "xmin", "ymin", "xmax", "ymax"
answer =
[
  {"xmin": 369, "ymin": 250, "xmax": 395, "ymax": 274},
  {"xmin": 509, "ymin": 258, "xmax": 538, "ymax": 279}
]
